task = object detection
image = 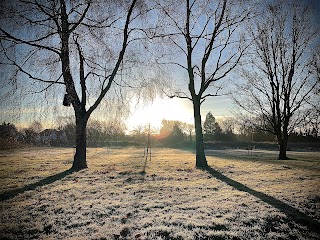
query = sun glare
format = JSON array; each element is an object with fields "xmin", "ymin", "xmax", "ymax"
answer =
[{"xmin": 126, "ymin": 97, "xmax": 194, "ymax": 132}]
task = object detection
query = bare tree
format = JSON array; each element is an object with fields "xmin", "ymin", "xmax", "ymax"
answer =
[
  {"xmin": 233, "ymin": 1, "xmax": 319, "ymax": 159},
  {"xmin": 154, "ymin": 0, "xmax": 250, "ymax": 168},
  {"xmin": 308, "ymin": 45, "xmax": 320, "ymax": 114},
  {"xmin": 0, "ymin": 0, "xmax": 144, "ymax": 170}
]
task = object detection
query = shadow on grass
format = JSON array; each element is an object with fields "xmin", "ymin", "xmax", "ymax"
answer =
[
  {"xmin": 0, "ymin": 169, "xmax": 75, "ymax": 202},
  {"xmin": 205, "ymin": 166, "xmax": 320, "ymax": 235},
  {"xmin": 204, "ymin": 150, "xmax": 320, "ymax": 172}
]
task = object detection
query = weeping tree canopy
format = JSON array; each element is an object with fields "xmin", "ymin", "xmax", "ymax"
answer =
[{"xmin": 0, "ymin": 0, "xmax": 167, "ymax": 169}]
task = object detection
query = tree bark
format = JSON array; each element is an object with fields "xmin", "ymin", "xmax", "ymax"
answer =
[
  {"xmin": 277, "ymin": 135, "xmax": 288, "ymax": 160},
  {"xmin": 193, "ymin": 99, "xmax": 208, "ymax": 169},
  {"xmin": 72, "ymin": 115, "xmax": 88, "ymax": 170}
]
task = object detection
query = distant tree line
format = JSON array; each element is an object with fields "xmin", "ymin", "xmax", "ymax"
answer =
[{"xmin": 1, "ymin": 111, "xmax": 319, "ymax": 150}]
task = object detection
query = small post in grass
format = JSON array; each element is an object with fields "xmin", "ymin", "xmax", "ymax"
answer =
[
  {"xmin": 144, "ymin": 123, "xmax": 151, "ymax": 161},
  {"xmin": 142, "ymin": 123, "xmax": 151, "ymax": 174}
]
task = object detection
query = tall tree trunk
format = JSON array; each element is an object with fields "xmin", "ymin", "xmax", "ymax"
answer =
[
  {"xmin": 277, "ymin": 135, "xmax": 288, "ymax": 160},
  {"xmin": 72, "ymin": 115, "xmax": 88, "ymax": 170},
  {"xmin": 193, "ymin": 99, "xmax": 208, "ymax": 169}
]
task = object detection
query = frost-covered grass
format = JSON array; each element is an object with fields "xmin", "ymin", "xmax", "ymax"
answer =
[{"xmin": 0, "ymin": 147, "xmax": 319, "ymax": 239}]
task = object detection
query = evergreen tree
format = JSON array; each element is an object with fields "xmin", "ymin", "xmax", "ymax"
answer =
[{"xmin": 203, "ymin": 112, "xmax": 221, "ymax": 140}]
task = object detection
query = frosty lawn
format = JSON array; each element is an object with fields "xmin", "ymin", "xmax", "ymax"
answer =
[{"xmin": 0, "ymin": 147, "xmax": 319, "ymax": 239}]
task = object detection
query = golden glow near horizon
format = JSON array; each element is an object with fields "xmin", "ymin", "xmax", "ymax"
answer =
[
  {"xmin": 0, "ymin": 95, "xmax": 233, "ymax": 132},
  {"xmin": 126, "ymin": 97, "xmax": 194, "ymax": 132}
]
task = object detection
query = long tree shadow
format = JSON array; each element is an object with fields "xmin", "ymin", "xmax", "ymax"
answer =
[
  {"xmin": 0, "ymin": 169, "xmax": 75, "ymax": 202},
  {"xmin": 205, "ymin": 166, "xmax": 320, "ymax": 235}
]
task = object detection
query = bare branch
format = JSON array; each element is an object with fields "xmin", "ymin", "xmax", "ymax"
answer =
[
  {"xmin": 0, "ymin": 28, "xmax": 60, "ymax": 55},
  {"xmin": 168, "ymin": 93, "xmax": 192, "ymax": 101},
  {"xmin": 1, "ymin": 42, "xmax": 63, "ymax": 86},
  {"xmin": 69, "ymin": 3, "xmax": 90, "ymax": 33},
  {"xmin": 87, "ymin": 0, "xmax": 137, "ymax": 116}
]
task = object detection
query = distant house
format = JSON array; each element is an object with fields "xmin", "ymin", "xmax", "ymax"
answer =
[{"xmin": 39, "ymin": 129, "xmax": 67, "ymax": 145}]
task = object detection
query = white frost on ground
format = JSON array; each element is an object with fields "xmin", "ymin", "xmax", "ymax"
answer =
[{"xmin": 0, "ymin": 147, "xmax": 319, "ymax": 239}]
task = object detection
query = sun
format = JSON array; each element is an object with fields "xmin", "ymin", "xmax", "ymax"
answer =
[{"xmin": 126, "ymin": 97, "xmax": 194, "ymax": 132}]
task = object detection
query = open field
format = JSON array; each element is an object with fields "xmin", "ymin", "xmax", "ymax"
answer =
[{"xmin": 0, "ymin": 147, "xmax": 319, "ymax": 239}]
